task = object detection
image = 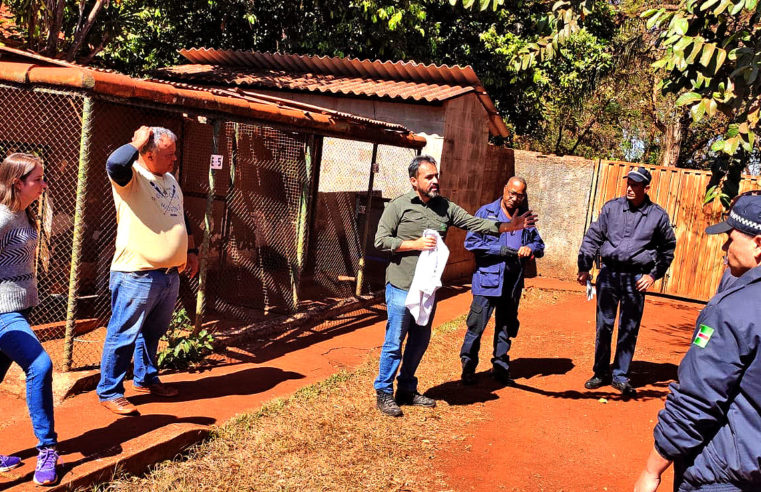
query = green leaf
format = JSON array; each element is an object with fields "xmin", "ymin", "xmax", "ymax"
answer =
[
  {"xmin": 707, "ymin": 98, "xmax": 718, "ymax": 116},
  {"xmin": 462, "ymin": 0, "xmax": 475, "ymax": 7},
  {"xmin": 478, "ymin": 0, "xmax": 491, "ymax": 10},
  {"xmin": 700, "ymin": 44, "xmax": 716, "ymax": 67},
  {"xmin": 687, "ymin": 39, "xmax": 704, "ymax": 63},
  {"xmin": 730, "ymin": 0, "xmax": 745, "ymax": 14},
  {"xmin": 727, "ymin": 124, "xmax": 739, "ymax": 137},
  {"xmin": 714, "ymin": 48, "xmax": 727, "ymax": 73},
  {"xmin": 725, "ymin": 136, "xmax": 740, "ymax": 154},
  {"xmin": 674, "ymin": 17, "xmax": 689, "ymax": 35},
  {"xmin": 711, "ymin": 139, "xmax": 726, "ymax": 151},
  {"xmin": 676, "ymin": 91, "xmax": 702, "ymax": 106},
  {"xmin": 641, "ymin": 8, "xmax": 659, "ymax": 17},
  {"xmin": 700, "ymin": 0, "xmax": 721, "ymax": 10},
  {"xmin": 691, "ymin": 99, "xmax": 707, "ymax": 122},
  {"xmin": 746, "ymin": 0, "xmax": 758, "ymax": 9},
  {"xmin": 714, "ymin": 0, "xmax": 731, "ymax": 14},
  {"xmin": 646, "ymin": 10, "xmax": 663, "ymax": 29}
]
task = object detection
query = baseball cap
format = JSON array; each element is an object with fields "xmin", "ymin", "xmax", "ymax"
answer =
[
  {"xmin": 623, "ymin": 166, "xmax": 652, "ymax": 184},
  {"xmin": 706, "ymin": 194, "xmax": 761, "ymax": 236}
]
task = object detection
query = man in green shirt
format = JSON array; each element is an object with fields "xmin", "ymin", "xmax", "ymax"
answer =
[{"xmin": 373, "ymin": 155, "xmax": 537, "ymax": 417}]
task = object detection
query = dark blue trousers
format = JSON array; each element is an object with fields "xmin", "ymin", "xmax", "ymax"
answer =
[
  {"xmin": 460, "ymin": 278, "xmax": 521, "ymax": 375},
  {"xmin": 593, "ymin": 268, "xmax": 646, "ymax": 383}
]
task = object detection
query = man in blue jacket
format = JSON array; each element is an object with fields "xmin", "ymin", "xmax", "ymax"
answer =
[
  {"xmin": 460, "ymin": 177, "xmax": 545, "ymax": 385},
  {"xmin": 577, "ymin": 167, "xmax": 676, "ymax": 395},
  {"xmin": 634, "ymin": 194, "xmax": 761, "ymax": 492}
]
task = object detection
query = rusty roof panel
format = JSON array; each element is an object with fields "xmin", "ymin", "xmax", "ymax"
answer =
[
  {"xmin": 155, "ymin": 65, "xmax": 475, "ymax": 104},
  {"xmin": 0, "ymin": 46, "xmax": 426, "ymax": 148}
]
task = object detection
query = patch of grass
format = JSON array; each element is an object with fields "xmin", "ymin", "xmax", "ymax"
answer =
[{"xmin": 98, "ymin": 289, "xmax": 573, "ymax": 492}]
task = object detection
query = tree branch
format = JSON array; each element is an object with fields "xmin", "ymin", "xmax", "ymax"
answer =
[{"xmin": 65, "ymin": 0, "xmax": 106, "ymax": 62}]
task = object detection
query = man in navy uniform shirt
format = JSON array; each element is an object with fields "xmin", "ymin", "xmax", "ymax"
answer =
[
  {"xmin": 459, "ymin": 177, "xmax": 545, "ymax": 385},
  {"xmin": 577, "ymin": 167, "xmax": 676, "ymax": 395},
  {"xmin": 634, "ymin": 193, "xmax": 761, "ymax": 492}
]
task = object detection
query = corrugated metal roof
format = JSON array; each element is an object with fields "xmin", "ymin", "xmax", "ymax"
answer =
[
  {"xmin": 166, "ymin": 49, "xmax": 509, "ymax": 137},
  {"xmin": 155, "ymin": 65, "xmax": 475, "ymax": 103},
  {"xmin": 0, "ymin": 46, "xmax": 426, "ymax": 148}
]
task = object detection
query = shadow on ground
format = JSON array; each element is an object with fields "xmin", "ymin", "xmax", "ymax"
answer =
[
  {"xmin": 426, "ymin": 357, "xmax": 574, "ymax": 406},
  {"xmin": 2, "ymin": 414, "xmax": 215, "ymax": 489},
  {"xmin": 130, "ymin": 366, "xmax": 305, "ymax": 405}
]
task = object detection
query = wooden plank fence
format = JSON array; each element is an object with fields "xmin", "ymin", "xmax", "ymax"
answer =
[{"xmin": 588, "ymin": 161, "xmax": 761, "ymax": 302}]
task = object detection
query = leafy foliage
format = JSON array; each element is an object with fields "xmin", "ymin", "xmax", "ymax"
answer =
[
  {"xmin": 157, "ymin": 308, "xmax": 215, "ymax": 371},
  {"xmin": 642, "ymin": 0, "xmax": 760, "ymax": 203}
]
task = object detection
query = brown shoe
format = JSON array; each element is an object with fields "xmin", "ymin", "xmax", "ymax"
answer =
[
  {"xmin": 132, "ymin": 382, "xmax": 179, "ymax": 398},
  {"xmin": 101, "ymin": 397, "xmax": 138, "ymax": 415}
]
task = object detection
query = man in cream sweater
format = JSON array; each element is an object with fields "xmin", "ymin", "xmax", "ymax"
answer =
[{"xmin": 96, "ymin": 126, "xmax": 198, "ymax": 415}]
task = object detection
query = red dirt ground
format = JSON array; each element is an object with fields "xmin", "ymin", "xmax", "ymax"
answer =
[
  {"xmin": 0, "ymin": 279, "xmax": 703, "ymax": 491},
  {"xmin": 435, "ymin": 286, "xmax": 701, "ymax": 491}
]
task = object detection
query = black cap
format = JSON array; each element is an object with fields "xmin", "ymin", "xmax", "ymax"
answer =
[
  {"xmin": 623, "ymin": 166, "xmax": 652, "ymax": 185},
  {"xmin": 706, "ymin": 195, "xmax": 761, "ymax": 236}
]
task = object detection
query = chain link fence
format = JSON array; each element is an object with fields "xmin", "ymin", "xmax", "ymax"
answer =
[
  {"xmin": 0, "ymin": 81, "xmax": 419, "ymax": 371},
  {"xmin": 303, "ymin": 138, "xmax": 417, "ymax": 300}
]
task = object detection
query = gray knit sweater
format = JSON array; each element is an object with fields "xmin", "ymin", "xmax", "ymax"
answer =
[{"xmin": 0, "ymin": 204, "xmax": 38, "ymax": 313}]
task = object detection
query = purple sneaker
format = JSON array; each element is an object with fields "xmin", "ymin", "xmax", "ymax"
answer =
[
  {"xmin": 33, "ymin": 447, "xmax": 58, "ymax": 486},
  {"xmin": 0, "ymin": 454, "xmax": 21, "ymax": 472}
]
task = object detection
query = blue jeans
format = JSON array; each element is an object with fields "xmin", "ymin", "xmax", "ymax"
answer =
[
  {"xmin": 373, "ymin": 283, "xmax": 436, "ymax": 395},
  {"xmin": 0, "ymin": 311, "xmax": 57, "ymax": 448},
  {"xmin": 97, "ymin": 270, "xmax": 179, "ymax": 401},
  {"xmin": 594, "ymin": 268, "xmax": 646, "ymax": 383},
  {"xmin": 460, "ymin": 282, "xmax": 522, "ymax": 375}
]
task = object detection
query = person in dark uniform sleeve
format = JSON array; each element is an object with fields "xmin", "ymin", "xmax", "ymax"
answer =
[
  {"xmin": 577, "ymin": 167, "xmax": 676, "ymax": 395},
  {"xmin": 634, "ymin": 194, "xmax": 761, "ymax": 492},
  {"xmin": 459, "ymin": 177, "xmax": 545, "ymax": 386}
]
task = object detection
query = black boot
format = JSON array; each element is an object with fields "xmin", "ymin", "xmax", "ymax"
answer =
[{"xmin": 376, "ymin": 390, "xmax": 403, "ymax": 417}]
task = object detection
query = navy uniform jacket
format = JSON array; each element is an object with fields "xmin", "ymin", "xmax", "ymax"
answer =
[
  {"xmin": 464, "ymin": 198, "xmax": 544, "ymax": 297},
  {"xmin": 578, "ymin": 196, "xmax": 676, "ymax": 279},
  {"xmin": 654, "ymin": 265, "xmax": 761, "ymax": 489}
]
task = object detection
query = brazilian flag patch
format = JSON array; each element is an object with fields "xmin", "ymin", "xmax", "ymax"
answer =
[{"xmin": 693, "ymin": 324, "xmax": 714, "ymax": 348}]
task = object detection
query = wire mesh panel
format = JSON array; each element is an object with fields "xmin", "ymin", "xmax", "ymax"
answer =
[
  {"xmin": 304, "ymin": 137, "xmax": 417, "ymax": 298},
  {"xmin": 1, "ymin": 81, "xmax": 419, "ymax": 371},
  {"xmin": 181, "ymin": 121, "xmax": 311, "ymax": 320},
  {"xmin": 0, "ymin": 83, "xmax": 84, "ymax": 370}
]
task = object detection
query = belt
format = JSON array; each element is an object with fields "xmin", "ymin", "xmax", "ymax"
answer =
[
  {"xmin": 163, "ymin": 266, "xmax": 179, "ymax": 275},
  {"xmin": 601, "ymin": 263, "xmax": 649, "ymax": 274}
]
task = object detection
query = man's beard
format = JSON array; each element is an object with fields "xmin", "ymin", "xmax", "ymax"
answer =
[{"xmin": 423, "ymin": 186, "xmax": 439, "ymax": 199}]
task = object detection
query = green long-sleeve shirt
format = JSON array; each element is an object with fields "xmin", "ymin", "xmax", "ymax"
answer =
[{"xmin": 374, "ymin": 190, "xmax": 501, "ymax": 290}]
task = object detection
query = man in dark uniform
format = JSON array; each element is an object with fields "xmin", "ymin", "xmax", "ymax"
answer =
[
  {"xmin": 459, "ymin": 177, "xmax": 545, "ymax": 386},
  {"xmin": 634, "ymin": 194, "xmax": 761, "ymax": 492},
  {"xmin": 577, "ymin": 167, "xmax": 676, "ymax": 395},
  {"xmin": 373, "ymin": 155, "xmax": 537, "ymax": 417}
]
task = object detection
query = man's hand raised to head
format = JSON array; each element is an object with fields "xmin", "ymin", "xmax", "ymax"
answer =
[
  {"xmin": 499, "ymin": 210, "xmax": 537, "ymax": 233},
  {"xmin": 131, "ymin": 126, "xmax": 153, "ymax": 152}
]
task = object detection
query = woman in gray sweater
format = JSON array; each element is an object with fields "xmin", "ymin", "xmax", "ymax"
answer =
[{"xmin": 0, "ymin": 153, "xmax": 58, "ymax": 486}]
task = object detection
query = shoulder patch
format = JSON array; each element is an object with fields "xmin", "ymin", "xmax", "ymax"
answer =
[{"xmin": 693, "ymin": 324, "xmax": 714, "ymax": 348}]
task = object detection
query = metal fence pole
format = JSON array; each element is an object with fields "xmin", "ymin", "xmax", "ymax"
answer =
[
  {"xmin": 194, "ymin": 118, "xmax": 221, "ymax": 334},
  {"xmin": 63, "ymin": 96, "xmax": 94, "ymax": 371},
  {"xmin": 355, "ymin": 143, "xmax": 379, "ymax": 297}
]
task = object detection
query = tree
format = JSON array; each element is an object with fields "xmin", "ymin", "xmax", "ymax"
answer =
[
  {"xmin": 452, "ymin": 0, "xmax": 760, "ymax": 205},
  {"xmin": 0, "ymin": 0, "xmax": 128, "ymax": 61}
]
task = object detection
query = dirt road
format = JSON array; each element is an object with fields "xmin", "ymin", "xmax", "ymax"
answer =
[{"xmin": 434, "ymin": 288, "xmax": 701, "ymax": 491}]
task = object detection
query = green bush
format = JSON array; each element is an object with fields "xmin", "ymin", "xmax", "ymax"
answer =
[{"xmin": 157, "ymin": 308, "xmax": 215, "ymax": 370}]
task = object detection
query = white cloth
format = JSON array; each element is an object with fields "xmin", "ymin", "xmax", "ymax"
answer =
[{"xmin": 405, "ymin": 229, "xmax": 449, "ymax": 325}]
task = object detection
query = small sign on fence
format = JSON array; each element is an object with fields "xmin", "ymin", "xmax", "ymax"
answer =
[{"xmin": 210, "ymin": 154, "xmax": 224, "ymax": 170}]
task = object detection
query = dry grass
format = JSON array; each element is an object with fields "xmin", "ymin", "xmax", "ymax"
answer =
[{"xmin": 97, "ymin": 289, "xmax": 570, "ymax": 492}]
